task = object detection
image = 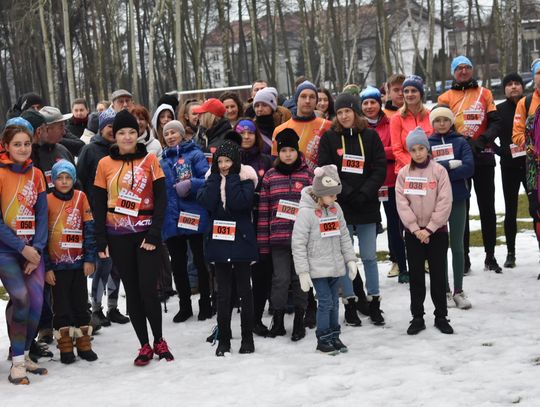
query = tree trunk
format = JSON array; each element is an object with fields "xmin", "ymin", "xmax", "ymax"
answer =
[
  {"xmin": 128, "ymin": 0, "xmax": 140, "ymax": 102},
  {"xmin": 297, "ymin": 0, "xmax": 313, "ymax": 81},
  {"xmin": 245, "ymin": 0, "xmax": 260, "ymax": 80},
  {"xmin": 39, "ymin": 0, "xmax": 56, "ymax": 106},
  {"xmin": 61, "ymin": 0, "xmax": 76, "ymax": 104},
  {"xmin": 148, "ymin": 0, "xmax": 165, "ymax": 108},
  {"xmin": 175, "ymin": 0, "xmax": 184, "ymax": 90},
  {"xmin": 376, "ymin": 0, "xmax": 392, "ymax": 78},
  {"xmin": 275, "ymin": 0, "xmax": 294, "ymax": 94}
]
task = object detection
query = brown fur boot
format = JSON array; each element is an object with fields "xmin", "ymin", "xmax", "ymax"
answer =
[
  {"xmin": 55, "ymin": 327, "xmax": 75, "ymax": 364},
  {"xmin": 74, "ymin": 326, "xmax": 98, "ymax": 361}
]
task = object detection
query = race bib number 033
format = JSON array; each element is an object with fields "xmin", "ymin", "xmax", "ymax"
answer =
[{"xmin": 341, "ymin": 154, "xmax": 365, "ymax": 174}]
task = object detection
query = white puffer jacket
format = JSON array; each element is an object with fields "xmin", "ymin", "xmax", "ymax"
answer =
[{"xmin": 292, "ymin": 186, "xmax": 357, "ymax": 279}]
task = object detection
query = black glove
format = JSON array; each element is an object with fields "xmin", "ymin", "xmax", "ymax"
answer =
[{"xmin": 528, "ymin": 190, "xmax": 540, "ymax": 221}]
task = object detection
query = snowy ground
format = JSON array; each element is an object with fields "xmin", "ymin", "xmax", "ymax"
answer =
[{"xmin": 2, "ymin": 159, "xmax": 539, "ymax": 406}]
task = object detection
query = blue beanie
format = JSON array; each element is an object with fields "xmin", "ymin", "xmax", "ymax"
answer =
[
  {"xmin": 406, "ymin": 127, "xmax": 430, "ymax": 152},
  {"xmin": 451, "ymin": 56, "xmax": 473, "ymax": 73},
  {"xmin": 5, "ymin": 117, "xmax": 34, "ymax": 134},
  {"xmin": 51, "ymin": 159, "xmax": 76, "ymax": 183},
  {"xmin": 294, "ymin": 80, "xmax": 318, "ymax": 103},
  {"xmin": 531, "ymin": 58, "xmax": 540, "ymax": 76},
  {"xmin": 360, "ymin": 86, "xmax": 382, "ymax": 105},
  {"xmin": 99, "ymin": 107, "xmax": 116, "ymax": 132},
  {"xmin": 403, "ymin": 75, "xmax": 425, "ymax": 97}
]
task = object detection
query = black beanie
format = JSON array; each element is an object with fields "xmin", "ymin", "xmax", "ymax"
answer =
[
  {"xmin": 334, "ymin": 92, "xmax": 361, "ymax": 115},
  {"xmin": 112, "ymin": 109, "xmax": 139, "ymax": 136},
  {"xmin": 224, "ymin": 130, "xmax": 243, "ymax": 146},
  {"xmin": 502, "ymin": 73, "xmax": 524, "ymax": 89},
  {"xmin": 276, "ymin": 128, "xmax": 299, "ymax": 151},
  {"xmin": 214, "ymin": 140, "xmax": 241, "ymax": 165}
]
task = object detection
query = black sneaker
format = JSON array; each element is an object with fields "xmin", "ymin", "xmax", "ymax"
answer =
[
  {"xmin": 484, "ymin": 256, "xmax": 502, "ymax": 274},
  {"xmin": 434, "ymin": 317, "xmax": 454, "ymax": 334},
  {"xmin": 503, "ymin": 253, "xmax": 516, "ymax": 268},
  {"xmin": 316, "ymin": 332, "xmax": 339, "ymax": 355},
  {"xmin": 215, "ymin": 340, "xmax": 231, "ymax": 357},
  {"xmin": 407, "ymin": 317, "xmax": 426, "ymax": 335},
  {"xmin": 239, "ymin": 336, "xmax": 255, "ymax": 354},
  {"xmin": 91, "ymin": 309, "xmax": 111, "ymax": 327},
  {"xmin": 107, "ymin": 308, "xmax": 130, "ymax": 324},
  {"xmin": 331, "ymin": 332, "xmax": 348, "ymax": 353},
  {"xmin": 252, "ymin": 321, "xmax": 269, "ymax": 337},
  {"xmin": 29, "ymin": 340, "xmax": 53, "ymax": 361}
]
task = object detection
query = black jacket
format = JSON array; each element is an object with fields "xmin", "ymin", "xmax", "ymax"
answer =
[
  {"xmin": 31, "ymin": 142, "xmax": 74, "ymax": 192},
  {"xmin": 196, "ymin": 117, "xmax": 232, "ymax": 152},
  {"xmin": 76, "ymin": 134, "xmax": 112, "ymax": 207},
  {"xmin": 318, "ymin": 127, "xmax": 386, "ymax": 225},
  {"xmin": 59, "ymin": 131, "xmax": 85, "ymax": 157},
  {"xmin": 497, "ymin": 98, "xmax": 525, "ymax": 169}
]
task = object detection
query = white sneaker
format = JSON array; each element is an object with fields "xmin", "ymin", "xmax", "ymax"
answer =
[
  {"xmin": 446, "ymin": 292, "xmax": 456, "ymax": 308},
  {"xmin": 453, "ymin": 291, "xmax": 472, "ymax": 309},
  {"xmin": 8, "ymin": 362, "xmax": 29, "ymax": 385},
  {"xmin": 25, "ymin": 355, "xmax": 48, "ymax": 376},
  {"xmin": 387, "ymin": 263, "xmax": 399, "ymax": 278}
]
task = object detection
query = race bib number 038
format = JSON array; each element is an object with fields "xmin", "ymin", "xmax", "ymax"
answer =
[
  {"xmin": 212, "ymin": 220, "xmax": 236, "ymax": 241},
  {"xmin": 404, "ymin": 177, "xmax": 428, "ymax": 196},
  {"xmin": 319, "ymin": 216, "xmax": 340, "ymax": 238}
]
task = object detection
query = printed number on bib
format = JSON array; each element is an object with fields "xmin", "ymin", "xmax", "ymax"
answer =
[
  {"xmin": 61, "ymin": 229, "xmax": 83, "ymax": 249},
  {"xmin": 212, "ymin": 220, "xmax": 236, "ymax": 241},
  {"xmin": 204, "ymin": 153, "xmax": 213, "ymax": 165},
  {"xmin": 404, "ymin": 177, "xmax": 428, "ymax": 196},
  {"xmin": 463, "ymin": 109, "xmax": 483, "ymax": 126},
  {"xmin": 319, "ymin": 216, "xmax": 340, "ymax": 238},
  {"xmin": 341, "ymin": 154, "xmax": 365, "ymax": 174},
  {"xmin": 16, "ymin": 215, "xmax": 35, "ymax": 236},
  {"xmin": 431, "ymin": 144, "xmax": 454, "ymax": 161},
  {"xmin": 178, "ymin": 212, "xmax": 200, "ymax": 231},
  {"xmin": 510, "ymin": 143, "xmax": 526, "ymax": 158},
  {"xmin": 44, "ymin": 170, "xmax": 54, "ymax": 189},
  {"xmin": 114, "ymin": 193, "xmax": 141, "ymax": 217},
  {"xmin": 378, "ymin": 186, "xmax": 389, "ymax": 202},
  {"xmin": 276, "ymin": 200, "xmax": 299, "ymax": 220}
]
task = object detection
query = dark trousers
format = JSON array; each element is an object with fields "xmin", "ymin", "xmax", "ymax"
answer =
[
  {"xmin": 383, "ymin": 187, "xmax": 408, "ymax": 272},
  {"xmin": 37, "ymin": 285, "xmax": 53, "ymax": 332},
  {"xmin": 464, "ymin": 165, "xmax": 497, "ymax": 255},
  {"xmin": 108, "ymin": 233, "xmax": 162, "ymax": 346},
  {"xmin": 215, "ymin": 262, "xmax": 254, "ymax": 341},
  {"xmin": 51, "ymin": 269, "xmax": 90, "ymax": 329},
  {"xmin": 501, "ymin": 165, "xmax": 527, "ymax": 253},
  {"xmin": 251, "ymin": 254, "xmax": 273, "ymax": 322},
  {"xmin": 405, "ymin": 232, "xmax": 448, "ymax": 318},
  {"xmin": 166, "ymin": 234, "xmax": 210, "ymax": 304}
]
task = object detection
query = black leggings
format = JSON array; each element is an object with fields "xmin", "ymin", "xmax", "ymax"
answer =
[
  {"xmin": 501, "ymin": 165, "xmax": 527, "ymax": 253},
  {"xmin": 166, "ymin": 234, "xmax": 210, "ymax": 304},
  {"xmin": 108, "ymin": 233, "xmax": 162, "ymax": 346},
  {"xmin": 51, "ymin": 269, "xmax": 90, "ymax": 329},
  {"xmin": 251, "ymin": 255, "xmax": 272, "ymax": 322}
]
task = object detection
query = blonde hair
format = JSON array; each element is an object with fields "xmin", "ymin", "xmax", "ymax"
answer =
[{"xmin": 399, "ymin": 101, "xmax": 429, "ymax": 121}]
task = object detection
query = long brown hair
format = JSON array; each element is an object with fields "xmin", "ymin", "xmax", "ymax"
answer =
[
  {"xmin": 332, "ymin": 110, "xmax": 368, "ymax": 133},
  {"xmin": 1, "ymin": 125, "xmax": 33, "ymax": 146},
  {"xmin": 235, "ymin": 117, "xmax": 263, "ymax": 152}
]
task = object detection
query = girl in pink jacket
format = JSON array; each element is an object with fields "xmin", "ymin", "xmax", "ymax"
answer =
[{"xmin": 395, "ymin": 128, "xmax": 453, "ymax": 336}]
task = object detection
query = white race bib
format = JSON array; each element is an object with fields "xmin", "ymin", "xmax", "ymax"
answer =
[
  {"xmin": 431, "ymin": 144, "xmax": 455, "ymax": 161},
  {"xmin": 404, "ymin": 177, "xmax": 428, "ymax": 196},
  {"xmin": 114, "ymin": 192, "xmax": 142, "ymax": 217},
  {"xmin": 177, "ymin": 212, "xmax": 200, "ymax": 231},
  {"xmin": 16, "ymin": 215, "xmax": 35, "ymax": 236},
  {"xmin": 510, "ymin": 143, "xmax": 526, "ymax": 159},
  {"xmin": 212, "ymin": 220, "xmax": 236, "ymax": 241},
  {"xmin": 319, "ymin": 216, "xmax": 340, "ymax": 238},
  {"xmin": 378, "ymin": 186, "xmax": 389, "ymax": 202},
  {"xmin": 61, "ymin": 228, "xmax": 83, "ymax": 249},
  {"xmin": 341, "ymin": 154, "xmax": 365, "ymax": 174},
  {"xmin": 276, "ymin": 200, "xmax": 299, "ymax": 220}
]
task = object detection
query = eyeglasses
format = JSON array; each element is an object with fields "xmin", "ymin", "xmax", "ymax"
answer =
[{"xmin": 455, "ymin": 65, "xmax": 472, "ymax": 72}]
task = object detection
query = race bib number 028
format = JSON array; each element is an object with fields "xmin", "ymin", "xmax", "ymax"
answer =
[{"xmin": 276, "ymin": 200, "xmax": 299, "ymax": 220}]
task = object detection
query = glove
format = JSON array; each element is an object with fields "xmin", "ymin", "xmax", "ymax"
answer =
[
  {"xmin": 347, "ymin": 261, "xmax": 358, "ymax": 280},
  {"xmin": 448, "ymin": 159, "xmax": 462, "ymax": 169},
  {"xmin": 175, "ymin": 179, "xmax": 191, "ymax": 198},
  {"xmin": 229, "ymin": 159, "xmax": 241, "ymax": 175},
  {"xmin": 528, "ymin": 190, "xmax": 540, "ymax": 221},
  {"xmin": 298, "ymin": 273, "xmax": 313, "ymax": 292}
]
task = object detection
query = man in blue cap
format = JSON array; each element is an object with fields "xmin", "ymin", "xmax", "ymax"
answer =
[{"xmin": 438, "ymin": 56, "xmax": 502, "ymax": 274}]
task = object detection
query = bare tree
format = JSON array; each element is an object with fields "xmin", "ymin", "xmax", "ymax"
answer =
[
  {"xmin": 61, "ymin": 0, "xmax": 76, "ymax": 104},
  {"xmin": 39, "ymin": 0, "xmax": 55, "ymax": 105}
]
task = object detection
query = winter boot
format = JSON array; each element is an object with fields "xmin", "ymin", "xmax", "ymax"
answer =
[
  {"xmin": 55, "ymin": 327, "xmax": 76, "ymax": 364},
  {"xmin": 291, "ymin": 308, "xmax": 306, "ymax": 342},
  {"xmin": 331, "ymin": 329, "xmax": 348, "ymax": 353},
  {"xmin": 398, "ymin": 271, "xmax": 410, "ymax": 284},
  {"xmin": 434, "ymin": 317, "xmax": 454, "ymax": 334},
  {"xmin": 198, "ymin": 297, "xmax": 212, "ymax": 321},
  {"xmin": 353, "ymin": 275, "xmax": 370, "ymax": 316},
  {"xmin": 304, "ymin": 290, "xmax": 317, "ymax": 329},
  {"xmin": 173, "ymin": 299, "xmax": 193, "ymax": 323},
  {"xmin": 368, "ymin": 296, "xmax": 385, "ymax": 326},
  {"xmin": 267, "ymin": 310, "xmax": 286, "ymax": 338},
  {"xmin": 215, "ymin": 339, "xmax": 231, "ymax": 357},
  {"xmin": 453, "ymin": 291, "xmax": 472, "ymax": 309},
  {"xmin": 134, "ymin": 343, "xmax": 154, "ymax": 366},
  {"xmin": 38, "ymin": 328, "xmax": 54, "ymax": 345},
  {"xmin": 316, "ymin": 330, "xmax": 339, "ymax": 355},
  {"xmin": 75, "ymin": 326, "xmax": 98, "ymax": 361},
  {"xmin": 387, "ymin": 262, "xmax": 399, "ymax": 278},
  {"xmin": 504, "ymin": 252, "xmax": 516, "ymax": 268},
  {"xmin": 107, "ymin": 307, "xmax": 130, "ymax": 324},
  {"xmin": 153, "ymin": 338, "xmax": 174, "ymax": 361},
  {"xmin": 484, "ymin": 255, "xmax": 502, "ymax": 274},
  {"xmin": 91, "ymin": 308, "xmax": 111, "ymax": 327},
  {"xmin": 8, "ymin": 359, "xmax": 29, "ymax": 385},
  {"xmin": 239, "ymin": 332, "xmax": 255, "ymax": 354},
  {"xmin": 252, "ymin": 320, "xmax": 269, "ymax": 337},
  {"xmin": 25, "ymin": 354, "xmax": 48, "ymax": 375},
  {"xmin": 407, "ymin": 317, "xmax": 426, "ymax": 335},
  {"xmin": 29, "ymin": 339, "xmax": 53, "ymax": 361},
  {"xmin": 343, "ymin": 297, "xmax": 362, "ymax": 327}
]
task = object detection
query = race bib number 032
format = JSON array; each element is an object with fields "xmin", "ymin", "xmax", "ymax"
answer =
[{"xmin": 319, "ymin": 216, "xmax": 340, "ymax": 238}]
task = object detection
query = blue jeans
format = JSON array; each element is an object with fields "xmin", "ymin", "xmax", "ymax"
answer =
[
  {"xmin": 383, "ymin": 187, "xmax": 407, "ymax": 272},
  {"xmin": 340, "ymin": 223, "xmax": 380, "ymax": 296},
  {"xmin": 312, "ymin": 277, "xmax": 340, "ymax": 335}
]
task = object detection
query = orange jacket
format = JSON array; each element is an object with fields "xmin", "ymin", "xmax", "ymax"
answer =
[
  {"xmin": 512, "ymin": 89, "xmax": 540, "ymax": 146},
  {"xmin": 390, "ymin": 109, "xmax": 433, "ymax": 174}
]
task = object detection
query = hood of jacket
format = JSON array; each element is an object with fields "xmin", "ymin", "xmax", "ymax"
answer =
[
  {"xmin": 299, "ymin": 186, "xmax": 318, "ymax": 210},
  {"xmin": 163, "ymin": 139, "xmax": 201, "ymax": 160},
  {"xmin": 138, "ymin": 129, "xmax": 159, "ymax": 147},
  {"xmin": 0, "ymin": 152, "xmax": 33, "ymax": 173},
  {"xmin": 151, "ymin": 104, "xmax": 176, "ymax": 131},
  {"xmin": 90, "ymin": 134, "xmax": 113, "ymax": 148}
]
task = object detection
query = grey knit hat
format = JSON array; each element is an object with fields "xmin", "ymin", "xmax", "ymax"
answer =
[
  {"xmin": 163, "ymin": 120, "xmax": 185, "ymax": 136},
  {"xmin": 312, "ymin": 165, "xmax": 342, "ymax": 197},
  {"xmin": 406, "ymin": 127, "xmax": 430, "ymax": 152}
]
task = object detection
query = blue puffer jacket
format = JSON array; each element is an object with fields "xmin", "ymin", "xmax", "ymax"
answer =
[
  {"xmin": 160, "ymin": 140, "xmax": 210, "ymax": 240},
  {"xmin": 428, "ymin": 130, "xmax": 474, "ymax": 201}
]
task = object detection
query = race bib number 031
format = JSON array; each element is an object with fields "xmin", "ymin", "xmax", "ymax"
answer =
[
  {"xmin": 212, "ymin": 220, "xmax": 236, "ymax": 241},
  {"xmin": 178, "ymin": 212, "xmax": 200, "ymax": 231},
  {"xmin": 404, "ymin": 177, "xmax": 428, "ymax": 196},
  {"xmin": 319, "ymin": 216, "xmax": 340, "ymax": 238}
]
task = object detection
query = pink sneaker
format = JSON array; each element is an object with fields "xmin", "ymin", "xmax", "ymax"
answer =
[
  {"xmin": 153, "ymin": 338, "xmax": 174, "ymax": 362},
  {"xmin": 134, "ymin": 344, "xmax": 154, "ymax": 366}
]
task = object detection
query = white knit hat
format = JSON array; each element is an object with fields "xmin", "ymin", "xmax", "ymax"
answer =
[{"xmin": 253, "ymin": 87, "xmax": 278, "ymax": 112}]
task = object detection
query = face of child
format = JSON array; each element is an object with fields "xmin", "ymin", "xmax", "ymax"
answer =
[
  {"xmin": 164, "ymin": 128, "xmax": 182, "ymax": 148},
  {"xmin": 159, "ymin": 110, "xmax": 173, "ymax": 128},
  {"xmin": 186, "ymin": 105, "xmax": 200, "ymax": 127},
  {"xmin": 54, "ymin": 173, "xmax": 74, "ymax": 194},
  {"xmin": 218, "ymin": 156, "xmax": 233, "ymax": 176},
  {"xmin": 279, "ymin": 147, "xmax": 298, "ymax": 165},
  {"xmin": 4, "ymin": 132, "xmax": 32, "ymax": 164},
  {"xmin": 388, "ymin": 83, "xmax": 404, "ymax": 107},
  {"xmin": 240, "ymin": 130, "xmax": 256, "ymax": 149},
  {"xmin": 432, "ymin": 117, "xmax": 452, "ymax": 134},
  {"xmin": 136, "ymin": 115, "xmax": 148, "ymax": 134},
  {"xmin": 321, "ymin": 195, "xmax": 337, "ymax": 206},
  {"xmin": 410, "ymin": 144, "xmax": 428, "ymax": 164}
]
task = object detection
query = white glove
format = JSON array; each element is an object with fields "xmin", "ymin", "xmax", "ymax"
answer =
[
  {"xmin": 347, "ymin": 261, "xmax": 358, "ymax": 280},
  {"xmin": 448, "ymin": 160, "xmax": 462, "ymax": 169},
  {"xmin": 298, "ymin": 273, "xmax": 313, "ymax": 292}
]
